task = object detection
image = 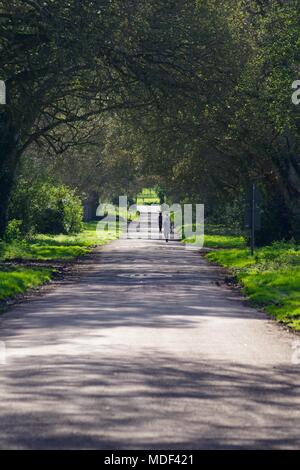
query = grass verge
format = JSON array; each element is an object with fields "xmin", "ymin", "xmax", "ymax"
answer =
[
  {"xmin": 182, "ymin": 223, "xmax": 246, "ymax": 249},
  {"xmin": 207, "ymin": 242, "xmax": 300, "ymax": 331},
  {"xmin": 0, "ymin": 221, "xmax": 118, "ymax": 261},
  {"xmin": 0, "ymin": 221, "xmax": 119, "ymax": 302},
  {"xmin": 0, "ymin": 266, "xmax": 52, "ymax": 301}
]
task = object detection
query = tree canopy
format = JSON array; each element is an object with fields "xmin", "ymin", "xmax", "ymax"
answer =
[{"xmin": 1, "ymin": 0, "xmax": 300, "ymax": 241}]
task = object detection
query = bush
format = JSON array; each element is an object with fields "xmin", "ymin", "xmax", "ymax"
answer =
[
  {"xmin": 9, "ymin": 179, "xmax": 83, "ymax": 235},
  {"xmin": 4, "ymin": 219, "xmax": 22, "ymax": 242}
]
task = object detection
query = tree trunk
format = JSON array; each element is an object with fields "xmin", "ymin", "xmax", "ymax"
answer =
[{"xmin": 0, "ymin": 108, "xmax": 19, "ymax": 238}]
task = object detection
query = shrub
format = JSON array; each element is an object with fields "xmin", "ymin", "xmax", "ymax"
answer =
[
  {"xmin": 4, "ymin": 219, "xmax": 23, "ymax": 242},
  {"xmin": 9, "ymin": 179, "xmax": 83, "ymax": 235}
]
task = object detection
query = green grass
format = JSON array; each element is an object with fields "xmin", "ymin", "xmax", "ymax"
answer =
[
  {"xmin": 0, "ymin": 221, "xmax": 119, "ymax": 302},
  {"xmin": 0, "ymin": 266, "xmax": 52, "ymax": 301},
  {"xmin": 207, "ymin": 241, "xmax": 300, "ymax": 331},
  {"xmin": 136, "ymin": 188, "xmax": 160, "ymax": 205},
  {"xmin": 182, "ymin": 224, "xmax": 246, "ymax": 248},
  {"xmin": 204, "ymin": 234, "xmax": 246, "ymax": 248},
  {"xmin": 0, "ymin": 221, "xmax": 118, "ymax": 261}
]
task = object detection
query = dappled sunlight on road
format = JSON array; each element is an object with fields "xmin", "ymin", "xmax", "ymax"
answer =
[{"xmin": 0, "ymin": 207, "xmax": 299, "ymax": 449}]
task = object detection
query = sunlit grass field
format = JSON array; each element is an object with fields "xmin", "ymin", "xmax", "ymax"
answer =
[{"xmin": 136, "ymin": 188, "xmax": 160, "ymax": 205}]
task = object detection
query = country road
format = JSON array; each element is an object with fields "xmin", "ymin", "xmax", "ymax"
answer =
[{"xmin": 0, "ymin": 209, "xmax": 299, "ymax": 449}]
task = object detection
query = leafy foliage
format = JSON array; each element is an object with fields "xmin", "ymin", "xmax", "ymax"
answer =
[
  {"xmin": 9, "ymin": 179, "xmax": 83, "ymax": 235},
  {"xmin": 1, "ymin": 0, "xmax": 300, "ymax": 243}
]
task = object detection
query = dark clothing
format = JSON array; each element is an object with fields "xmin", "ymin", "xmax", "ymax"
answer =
[{"xmin": 158, "ymin": 213, "xmax": 163, "ymax": 233}]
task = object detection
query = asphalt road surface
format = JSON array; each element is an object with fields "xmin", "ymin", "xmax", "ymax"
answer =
[{"xmin": 0, "ymin": 208, "xmax": 299, "ymax": 449}]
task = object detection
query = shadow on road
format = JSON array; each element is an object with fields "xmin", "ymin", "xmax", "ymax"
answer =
[{"xmin": 0, "ymin": 354, "xmax": 299, "ymax": 449}]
